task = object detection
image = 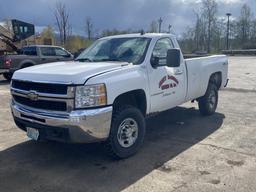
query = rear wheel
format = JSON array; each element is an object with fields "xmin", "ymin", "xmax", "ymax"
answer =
[
  {"xmin": 198, "ymin": 83, "xmax": 218, "ymax": 116},
  {"xmin": 3, "ymin": 73, "xmax": 12, "ymax": 81},
  {"xmin": 104, "ymin": 105, "xmax": 145, "ymax": 159}
]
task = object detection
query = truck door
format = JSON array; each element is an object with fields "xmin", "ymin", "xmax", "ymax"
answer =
[
  {"xmin": 148, "ymin": 38, "xmax": 186, "ymax": 113},
  {"xmin": 39, "ymin": 47, "xmax": 59, "ymax": 63},
  {"xmin": 21, "ymin": 46, "xmax": 38, "ymax": 60}
]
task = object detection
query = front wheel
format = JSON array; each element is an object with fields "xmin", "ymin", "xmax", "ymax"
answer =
[
  {"xmin": 198, "ymin": 83, "xmax": 218, "ymax": 116},
  {"xmin": 104, "ymin": 105, "xmax": 145, "ymax": 159}
]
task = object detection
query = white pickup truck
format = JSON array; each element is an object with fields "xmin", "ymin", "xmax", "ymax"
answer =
[{"xmin": 10, "ymin": 33, "xmax": 228, "ymax": 159}]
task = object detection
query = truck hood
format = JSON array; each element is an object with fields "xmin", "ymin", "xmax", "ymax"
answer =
[{"xmin": 12, "ymin": 61, "xmax": 130, "ymax": 84}]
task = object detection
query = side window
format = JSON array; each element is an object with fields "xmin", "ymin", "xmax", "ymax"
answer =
[
  {"xmin": 21, "ymin": 47, "xmax": 37, "ymax": 56},
  {"xmin": 55, "ymin": 48, "xmax": 69, "ymax": 57},
  {"xmin": 40, "ymin": 47, "xmax": 56, "ymax": 56},
  {"xmin": 151, "ymin": 38, "xmax": 174, "ymax": 66}
]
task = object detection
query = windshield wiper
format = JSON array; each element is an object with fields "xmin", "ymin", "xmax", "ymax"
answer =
[
  {"xmin": 75, "ymin": 58, "xmax": 92, "ymax": 62},
  {"xmin": 95, "ymin": 58, "xmax": 124, "ymax": 62}
]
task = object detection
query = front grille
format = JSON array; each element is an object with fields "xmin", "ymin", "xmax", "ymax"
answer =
[
  {"xmin": 13, "ymin": 95, "xmax": 67, "ymax": 112},
  {"xmin": 12, "ymin": 80, "xmax": 68, "ymax": 95}
]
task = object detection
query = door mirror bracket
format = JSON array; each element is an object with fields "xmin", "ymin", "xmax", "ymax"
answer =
[{"xmin": 151, "ymin": 56, "xmax": 159, "ymax": 69}]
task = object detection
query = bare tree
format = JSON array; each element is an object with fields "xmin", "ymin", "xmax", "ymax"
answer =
[
  {"xmin": 202, "ymin": 0, "xmax": 218, "ymax": 53},
  {"xmin": 149, "ymin": 20, "xmax": 158, "ymax": 33},
  {"xmin": 41, "ymin": 26, "xmax": 55, "ymax": 45},
  {"xmin": 181, "ymin": 2, "xmax": 256, "ymax": 52},
  {"xmin": 101, "ymin": 29, "xmax": 133, "ymax": 37},
  {"xmin": 54, "ymin": 2, "xmax": 70, "ymax": 46},
  {"xmin": 85, "ymin": 17, "xmax": 93, "ymax": 40},
  {"xmin": 237, "ymin": 4, "xmax": 252, "ymax": 45},
  {"xmin": 250, "ymin": 20, "xmax": 256, "ymax": 44},
  {"xmin": 194, "ymin": 11, "xmax": 206, "ymax": 51}
]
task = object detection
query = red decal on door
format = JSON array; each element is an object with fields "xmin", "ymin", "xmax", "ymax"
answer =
[
  {"xmin": 168, "ymin": 75, "xmax": 179, "ymax": 84},
  {"xmin": 161, "ymin": 84, "xmax": 170, "ymax": 90},
  {"xmin": 159, "ymin": 76, "xmax": 167, "ymax": 88},
  {"xmin": 159, "ymin": 75, "xmax": 179, "ymax": 90}
]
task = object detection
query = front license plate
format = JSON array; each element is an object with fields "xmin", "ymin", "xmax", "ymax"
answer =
[{"xmin": 27, "ymin": 128, "xmax": 39, "ymax": 140}]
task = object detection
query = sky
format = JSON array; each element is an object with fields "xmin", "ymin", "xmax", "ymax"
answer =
[{"xmin": 0, "ymin": 0, "xmax": 255, "ymax": 36}]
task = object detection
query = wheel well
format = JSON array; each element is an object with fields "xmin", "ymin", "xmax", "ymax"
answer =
[
  {"xmin": 209, "ymin": 72, "xmax": 222, "ymax": 89},
  {"xmin": 113, "ymin": 90, "xmax": 147, "ymax": 116},
  {"xmin": 21, "ymin": 63, "xmax": 34, "ymax": 69}
]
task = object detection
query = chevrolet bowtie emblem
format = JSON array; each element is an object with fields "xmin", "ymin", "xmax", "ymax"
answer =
[{"xmin": 27, "ymin": 91, "xmax": 39, "ymax": 101}]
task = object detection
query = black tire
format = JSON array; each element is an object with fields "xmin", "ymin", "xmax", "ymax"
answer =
[
  {"xmin": 104, "ymin": 105, "xmax": 146, "ymax": 159},
  {"xmin": 3, "ymin": 73, "xmax": 12, "ymax": 81},
  {"xmin": 198, "ymin": 83, "xmax": 218, "ymax": 116}
]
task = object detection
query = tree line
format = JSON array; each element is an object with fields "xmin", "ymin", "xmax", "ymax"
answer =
[
  {"xmin": 52, "ymin": 0, "xmax": 256, "ymax": 54},
  {"xmin": 3, "ymin": 0, "xmax": 255, "ymax": 54},
  {"xmin": 179, "ymin": 0, "xmax": 256, "ymax": 53}
]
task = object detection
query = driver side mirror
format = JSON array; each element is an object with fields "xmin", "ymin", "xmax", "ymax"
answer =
[{"xmin": 167, "ymin": 49, "xmax": 181, "ymax": 67}]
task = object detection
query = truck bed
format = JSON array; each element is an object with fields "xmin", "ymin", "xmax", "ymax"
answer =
[
  {"xmin": 0, "ymin": 55, "xmax": 7, "ymax": 69},
  {"xmin": 183, "ymin": 54, "xmax": 210, "ymax": 59},
  {"xmin": 185, "ymin": 55, "xmax": 228, "ymax": 101}
]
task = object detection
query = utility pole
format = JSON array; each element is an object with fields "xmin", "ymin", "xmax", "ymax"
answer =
[
  {"xmin": 168, "ymin": 24, "xmax": 172, "ymax": 33},
  {"xmin": 226, "ymin": 13, "xmax": 231, "ymax": 50},
  {"xmin": 158, "ymin": 17, "xmax": 163, "ymax": 33}
]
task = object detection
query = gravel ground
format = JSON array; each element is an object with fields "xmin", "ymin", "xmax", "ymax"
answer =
[{"xmin": 0, "ymin": 56, "xmax": 255, "ymax": 192}]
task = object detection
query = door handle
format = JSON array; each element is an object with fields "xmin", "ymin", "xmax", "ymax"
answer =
[
  {"xmin": 41, "ymin": 58, "xmax": 46, "ymax": 61},
  {"xmin": 174, "ymin": 69, "xmax": 183, "ymax": 75}
]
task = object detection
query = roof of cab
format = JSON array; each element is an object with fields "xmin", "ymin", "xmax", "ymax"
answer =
[{"xmin": 100, "ymin": 33, "xmax": 176, "ymax": 40}]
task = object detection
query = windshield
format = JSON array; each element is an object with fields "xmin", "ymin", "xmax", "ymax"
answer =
[{"xmin": 76, "ymin": 37, "xmax": 151, "ymax": 65}]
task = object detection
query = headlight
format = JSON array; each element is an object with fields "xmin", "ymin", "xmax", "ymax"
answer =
[{"xmin": 75, "ymin": 84, "xmax": 107, "ymax": 108}]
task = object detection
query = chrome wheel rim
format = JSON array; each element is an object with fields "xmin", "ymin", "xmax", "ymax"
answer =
[
  {"xmin": 117, "ymin": 118, "xmax": 138, "ymax": 148},
  {"xmin": 208, "ymin": 90, "xmax": 216, "ymax": 109}
]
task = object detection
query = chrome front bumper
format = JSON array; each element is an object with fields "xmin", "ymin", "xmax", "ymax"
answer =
[{"xmin": 11, "ymin": 102, "xmax": 113, "ymax": 143}]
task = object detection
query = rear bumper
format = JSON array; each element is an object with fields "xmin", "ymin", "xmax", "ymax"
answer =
[
  {"xmin": 0, "ymin": 69, "xmax": 9, "ymax": 74},
  {"xmin": 11, "ymin": 102, "xmax": 113, "ymax": 143}
]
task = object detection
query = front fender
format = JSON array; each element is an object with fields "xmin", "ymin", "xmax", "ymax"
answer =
[{"xmin": 86, "ymin": 65, "xmax": 150, "ymax": 113}]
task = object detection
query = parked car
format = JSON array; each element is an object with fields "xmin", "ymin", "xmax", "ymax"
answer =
[
  {"xmin": 0, "ymin": 45, "xmax": 73, "ymax": 80},
  {"xmin": 10, "ymin": 33, "xmax": 228, "ymax": 159}
]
